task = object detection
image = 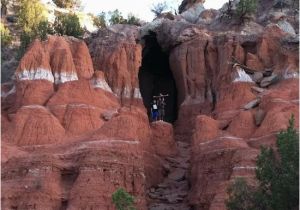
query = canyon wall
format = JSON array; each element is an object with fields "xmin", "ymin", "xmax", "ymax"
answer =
[{"xmin": 1, "ymin": 1, "xmax": 299, "ymax": 209}]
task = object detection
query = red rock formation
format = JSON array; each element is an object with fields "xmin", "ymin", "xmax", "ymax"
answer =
[
  {"xmin": 1, "ymin": 35, "xmax": 152, "ymax": 210},
  {"xmin": 86, "ymin": 25, "xmax": 143, "ymax": 106},
  {"xmin": 2, "ymin": 5, "xmax": 299, "ymax": 210},
  {"xmin": 188, "ymin": 80, "xmax": 298, "ymax": 209},
  {"xmin": 15, "ymin": 36, "xmax": 94, "ymax": 84},
  {"xmin": 1, "ymin": 140, "xmax": 147, "ymax": 209},
  {"xmin": 12, "ymin": 106, "xmax": 65, "ymax": 146},
  {"xmin": 90, "ymin": 107, "xmax": 166, "ymax": 187},
  {"xmin": 150, "ymin": 121, "xmax": 178, "ymax": 157}
]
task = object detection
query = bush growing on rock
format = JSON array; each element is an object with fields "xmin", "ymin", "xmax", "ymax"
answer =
[
  {"xmin": 109, "ymin": 9, "xmax": 126, "ymax": 25},
  {"xmin": 18, "ymin": 20, "xmax": 54, "ymax": 58},
  {"xmin": 125, "ymin": 13, "xmax": 141, "ymax": 26},
  {"xmin": 53, "ymin": 13, "xmax": 84, "ymax": 38},
  {"xmin": 53, "ymin": 0, "xmax": 81, "ymax": 9},
  {"xmin": 16, "ymin": 0, "xmax": 53, "ymax": 57},
  {"xmin": 17, "ymin": 0, "xmax": 47, "ymax": 33},
  {"xmin": 226, "ymin": 115, "xmax": 299, "ymax": 210},
  {"xmin": 108, "ymin": 10, "xmax": 140, "ymax": 26},
  {"xmin": 36, "ymin": 20, "xmax": 55, "ymax": 41},
  {"xmin": 226, "ymin": 178, "xmax": 260, "ymax": 210},
  {"xmin": 92, "ymin": 12, "xmax": 107, "ymax": 28},
  {"xmin": 112, "ymin": 188, "xmax": 136, "ymax": 210},
  {"xmin": 236, "ymin": 0, "xmax": 257, "ymax": 21}
]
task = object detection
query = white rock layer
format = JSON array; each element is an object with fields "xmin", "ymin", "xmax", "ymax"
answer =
[
  {"xmin": 16, "ymin": 68, "xmax": 54, "ymax": 82},
  {"xmin": 16, "ymin": 68, "xmax": 79, "ymax": 84},
  {"xmin": 233, "ymin": 67, "xmax": 254, "ymax": 83},
  {"xmin": 54, "ymin": 71, "xmax": 78, "ymax": 84},
  {"xmin": 91, "ymin": 78, "xmax": 113, "ymax": 92}
]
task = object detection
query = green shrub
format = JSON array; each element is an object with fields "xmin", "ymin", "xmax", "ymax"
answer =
[
  {"xmin": 53, "ymin": 0, "xmax": 81, "ymax": 9},
  {"xmin": 256, "ymin": 114, "xmax": 299, "ymax": 210},
  {"xmin": 17, "ymin": 20, "xmax": 54, "ymax": 58},
  {"xmin": 53, "ymin": 13, "xmax": 84, "ymax": 38},
  {"xmin": 17, "ymin": 0, "xmax": 47, "ymax": 33},
  {"xmin": 226, "ymin": 178, "xmax": 259, "ymax": 210},
  {"xmin": 226, "ymin": 115, "xmax": 299, "ymax": 210},
  {"xmin": 109, "ymin": 9, "xmax": 126, "ymax": 25},
  {"xmin": 36, "ymin": 20, "xmax": 55, "ymax": 41},
  {"xmin": 112, "ymin": 188, "xmax": 136, "ymax": 210},
  {"xmin": 235, "ymin": 0, "xmax": 257, "ymax": 20},
  {"xmin": 93, "ymin": 12, "xmax": 107, "ymax": 28},
  {"xmin": 125, "ymin": 13, "xmax": 141, "ymax": 26},
  {"xmin": 0, "ymin": 23, "xmax": 12, "ymax": 46}
]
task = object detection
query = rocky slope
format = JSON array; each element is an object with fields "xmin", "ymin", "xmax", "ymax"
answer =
[{"xmin": 1, "ymin": 0, "xmax": 299, "ymax": 209}]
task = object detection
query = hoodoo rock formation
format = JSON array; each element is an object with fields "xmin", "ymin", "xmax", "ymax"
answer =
[{"xmin": 1, "ymin": 0, "xmax": 299, "ymax": 209}]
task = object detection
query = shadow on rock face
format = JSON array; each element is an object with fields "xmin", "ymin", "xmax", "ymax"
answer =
[{"xmin": 138, "ymin": 32, "xmax": 178, "ymax": 123}]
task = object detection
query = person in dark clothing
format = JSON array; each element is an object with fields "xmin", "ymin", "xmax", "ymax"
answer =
[
  {"xmin": 158, "ymin": 95, "xmax": 166, "ymax": 121},
  {"xmin": 151, "ymin": 100, "xmax": 159, "ymax": 121},
  {"xmin": 153, "ymin": 93, "xmax": 168, "ymax": 121}
]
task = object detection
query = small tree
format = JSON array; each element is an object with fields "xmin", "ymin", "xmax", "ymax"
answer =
[
  {"xmin": 18, "ymin": 31, "xmax": 34, "ymax": 58},
  {"xmin": 226, "ymin": 115, "xmax": 299, "ymax": 210},
  {"xmin": 0, "ymin": 23, "xmax": 12, "ymax": 46},
  {"xmin": 220, "ymin": 0, "xmax": 234, "ymax": 21},
  {"xmin": 151, "ymin": 1, "xmax": 168, "ymax": 17},
  {"xmin": 53, "ymin": 13, "xmax": 84, "ymax": 38},
  {"xmin": 36, "ymin": 20, "xmax": 54, "ymax": 41},
  {"xmin": 226, "ymin": 178, "xmax": 258, "ymax": 210},
  {"xmin": 125, "ymin": 13, "xmax": 141, "ymax": 26},
  {"xmin": 112, "ymin": 188, "xmax": 136, "ymax": 210},
  {"xmin": 17, "ymin": 0, "xmax": 47, "ymax": 33},
  {"xmin": 53, "ymin": 0, "xmax": 81, "ymax": 9},
  {"xmin": 256, "ymin": 114, "xmax": 299, "ymax": 210},
  {"xmin": 93, "ymin": 12, "xmax": 107, "ymax": 28},
  {"xmin": 108, "ymin": 9, "xmax": 126, "ymax": 25},
  {"xmin": 235, "ymin": 0, "xmax": 257, "ymax": 21}
]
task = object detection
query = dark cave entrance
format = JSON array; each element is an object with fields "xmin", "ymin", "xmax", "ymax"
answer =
[{"xmin": 138, "ymin": 32, "xmax": 178, "ymax": 123}]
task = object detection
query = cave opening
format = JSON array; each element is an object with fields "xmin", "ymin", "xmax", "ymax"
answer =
[{"xmin": 138, "ymin": 31, "xmax": 178, "ymax": 123}]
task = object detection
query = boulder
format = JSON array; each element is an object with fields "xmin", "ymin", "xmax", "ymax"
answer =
[
  {"xmin": 243, "ymin": 98, "xmax": 261, "ymax": 110},
  {"xmin": 277, "ymin": 20, "xmax": 296, "ymax": 35},
  {"xmin": 180, "ymin": 3, "xmax": 205, "ymax": 23},
  {"xmin": 251, "ymin": 86, "xmax": 266, "ymax": 93},
  {"xmin": 252, "ymin": 72, "xmax": 264, "ymax": 83},
  {"xmin": 179, "ymin": 0, "xmax": 205, "ymax": 13},
  {"xmin": 260, "ymin": 73, "xmax": 280, "ymax": 87},
  {"xmin": 255, "ymin": 109, "xmax": 266, "ymax": 126}
]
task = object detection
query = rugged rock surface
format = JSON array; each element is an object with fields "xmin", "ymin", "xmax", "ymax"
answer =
[
  {"xmin": 1, "ymin": 35, "xmax": 175, "ymax": 209},
  {"xmin": 86, "ymin": 25, "xmax": 143, "ymax": 106},
  {"xmin": 15, "ymin": 36, "xmax": 94, "ymax": 84},
  {"xmin": 1, "ymin": 0, "xmax": 299, "ymax": 209}
]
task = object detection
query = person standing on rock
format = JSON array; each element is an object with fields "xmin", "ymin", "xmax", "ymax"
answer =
[
  {"xmin": 158, "ymin": 94, "xmax": 166, "ymax": 121},
  {"xmin": 153, "ymin": 93, "xmax": 168, "ymax": 121},
  {"xmin": 151, "ymin": 100, "xmax": 159, "ymax": 121}
]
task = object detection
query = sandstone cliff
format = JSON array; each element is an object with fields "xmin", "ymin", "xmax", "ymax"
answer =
[{"xmin": 1, "ymin": 0, "xmax": 299, "ymax": 209}]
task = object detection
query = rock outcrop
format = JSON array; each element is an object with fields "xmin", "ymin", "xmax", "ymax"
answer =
[
  {"xmin": 2, "ymin": 35, "xmax": 176, "ymax": 209},
  {"xmin": 15, "ymin": 36, "xmax": 94, "ymax": 84},
  {"xmin": 86, "ymin": 25, "xmax": 143, "ymax": 106},
  {"xmin": 1, "ymin": 1, "xmax": 299, "ymax": 209}
]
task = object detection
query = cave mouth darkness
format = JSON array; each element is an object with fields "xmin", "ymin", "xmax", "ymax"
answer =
[{"xmin": 138, "ymin": 32, "xmax": 178, "ymax": 123}]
